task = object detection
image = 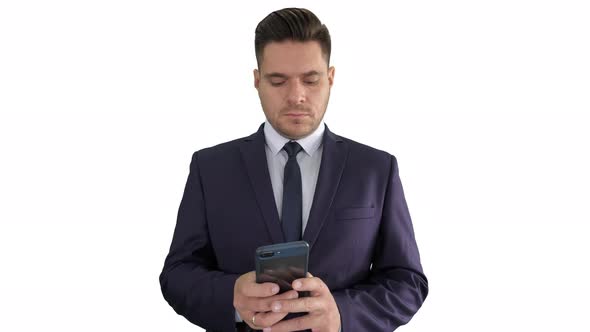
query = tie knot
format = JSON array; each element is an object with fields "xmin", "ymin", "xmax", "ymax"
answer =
[{"xmin": 283, "ymin": 141, "xmax": 303, "ymax": 158}]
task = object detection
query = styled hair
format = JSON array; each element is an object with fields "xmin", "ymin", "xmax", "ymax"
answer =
[{"xmin": 254, "ymin": 8, "xmax": 331, "ymax": 68}]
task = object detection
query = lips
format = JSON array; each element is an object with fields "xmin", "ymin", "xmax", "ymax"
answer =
[{"xmin": 283, "ymin": 109, "xmax": 310, "ymax": 116}]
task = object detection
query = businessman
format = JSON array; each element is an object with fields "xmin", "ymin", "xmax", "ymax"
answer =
[{"xmin": 160, "ymin": 7, "xmax": 428, "ymax": 332}]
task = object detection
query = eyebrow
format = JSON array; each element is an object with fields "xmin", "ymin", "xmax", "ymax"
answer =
[{"xmin": 263, "ymin": 70, "xmax": 322, "ymax": 80}]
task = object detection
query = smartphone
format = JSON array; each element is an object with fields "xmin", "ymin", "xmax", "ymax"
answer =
[{"xmin": 255, "ymin": 241, "xmax": 309, "ymax": 296}]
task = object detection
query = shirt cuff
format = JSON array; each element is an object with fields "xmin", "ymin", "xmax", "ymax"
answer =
[{"xmin": 235, "ymin": 310, "xmax": 243, "ymax": 322}]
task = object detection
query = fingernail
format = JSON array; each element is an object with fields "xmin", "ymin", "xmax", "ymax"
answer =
[
  {"xmin": 289, "ymin": 292, "xmax": 298, "ymax": 299},
  {"xmin": 272, "ymin": 302, "xmax": 282, "ymax": 312},
  {"xmin": 263, "ymin": 328, "xmax": 272, "ymax": 332},
  {"xmin": 293, "ymin": 281, "xmax": 302, "ymax": 289},
  {"xmin": 271, "ymin": 285, "xmax": 279, "ymax": 294}
]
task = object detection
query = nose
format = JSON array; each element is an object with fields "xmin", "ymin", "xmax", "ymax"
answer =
[{"xmin": 286, "ymin": 80, "xmax": 306, "ymax": 105}]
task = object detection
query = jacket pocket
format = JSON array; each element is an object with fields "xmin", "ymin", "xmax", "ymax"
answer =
[{"xmin": 335, "ymin": 206, "xmax": 375, "ymax": 221}]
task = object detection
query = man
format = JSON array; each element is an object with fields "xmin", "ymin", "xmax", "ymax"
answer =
[{"xmin": 160, "ymin": 7, "xmax": 428, "ymax": 332}]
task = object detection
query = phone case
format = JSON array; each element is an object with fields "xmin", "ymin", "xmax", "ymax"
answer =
[{"xmin": 255, "ymin": 241, "xmax": 309, "ymax": 294}]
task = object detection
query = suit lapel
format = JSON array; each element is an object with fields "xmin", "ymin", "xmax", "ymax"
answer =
[
  {"xmin": 303, "ymin": 126, "xmax": 348, "ymax": 249},
  {"xmin": 240, "ymin": 124, "xmax": 285, "ymax": 244}
]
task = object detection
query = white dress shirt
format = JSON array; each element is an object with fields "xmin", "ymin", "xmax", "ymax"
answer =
[{"xmin": 263, "ymin": 120, "xmax": 324, "ymax": 236}]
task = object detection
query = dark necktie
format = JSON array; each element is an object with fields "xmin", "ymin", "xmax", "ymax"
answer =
[{"xmin": 281, "ymin": 141, "xmax": 303, "ymax": 242}]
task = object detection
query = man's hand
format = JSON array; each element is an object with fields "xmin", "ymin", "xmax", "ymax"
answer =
[
  {"xmin": 267, "ymin": 273, "xmax": 341, "ymax": 332},
  {"xmin": 233, "ymin": 271, "xmax": 299, "ymax": 330}
]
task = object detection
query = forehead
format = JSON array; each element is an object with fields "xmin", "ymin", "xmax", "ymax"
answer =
[{"xmin": 259, "ymin": 40, "xmax": 327, "ymax": 74}]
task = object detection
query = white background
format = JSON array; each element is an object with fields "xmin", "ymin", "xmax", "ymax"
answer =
[{"xmin": 1, "ymin": 1, "xmax": 589, "ymax": 331}]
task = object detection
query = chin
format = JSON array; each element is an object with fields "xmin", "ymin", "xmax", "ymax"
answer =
[
  {"xmin": 286, "ymin": 128, "xmax": 313, "ymax": 139},
  {"xmin": 275, "ymin": 120, "xmax": 315, "ymax": 139}
]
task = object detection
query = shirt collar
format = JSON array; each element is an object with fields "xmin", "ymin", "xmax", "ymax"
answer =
[{"xmin": 264, "ymin": 120, "xmax": 325, "ymax": 157}]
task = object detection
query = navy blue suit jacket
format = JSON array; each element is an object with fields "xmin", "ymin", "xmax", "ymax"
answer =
[{"xmin": 159, "ymin": 124, "xmax": 428, "ymax": 331}]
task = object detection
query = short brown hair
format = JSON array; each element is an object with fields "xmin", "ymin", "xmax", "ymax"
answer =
[{"xmin": 254, "ymin": 8, "xmax": 331, "ymax": 68}]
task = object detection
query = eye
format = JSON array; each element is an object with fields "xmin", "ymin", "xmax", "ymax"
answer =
[
  {"xmin": 304, "ymin": 80, "xmax": 319, "ymax": 85},
  {"xmin": 270, "ymin": 81, "xmax": 285, "ymax": 87}
]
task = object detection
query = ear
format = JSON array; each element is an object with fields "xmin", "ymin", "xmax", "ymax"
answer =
[
  {"xmin": 327, "ymin": 66, "xmax": 335, "ymax": 87},
  {"xmin": 254, "ymin": 68, "xmax": 260, "ymax": 89}
]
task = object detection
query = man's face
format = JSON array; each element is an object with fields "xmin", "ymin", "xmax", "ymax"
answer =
[{"xmin": 254, "ymin": 40, "xmax": 335, "ymax": 140}]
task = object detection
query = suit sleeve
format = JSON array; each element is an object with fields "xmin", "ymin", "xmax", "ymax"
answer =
[
  {"xmin": 159, "ymin": 152, "xmax": 240, "ymax": 331},
  {"xmin": 332, "ymin": 155, "xmax": 428, "ymax": 331}
]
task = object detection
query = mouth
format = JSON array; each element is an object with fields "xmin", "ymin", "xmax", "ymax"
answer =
[{"xmin": 284, "ymin": 112, "xmax": 309, "ymax": 117}]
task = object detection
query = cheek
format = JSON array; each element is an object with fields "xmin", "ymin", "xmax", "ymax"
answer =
[
  {"xmin": 260, "ymin": 91, "xmax": 284, "ymax": 117},
  {"xmin": 308, "ymin": 90, "xmax": 329, "ymax": 109}
]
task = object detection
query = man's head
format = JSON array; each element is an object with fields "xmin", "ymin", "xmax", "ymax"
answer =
[{"xmin": 254, "ymin": 8, "xmax": 335, "ymax": 140}]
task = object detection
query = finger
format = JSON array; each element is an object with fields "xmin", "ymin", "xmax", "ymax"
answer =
[
  {"xmin": 237, "ymin": 271, "xmax": 281, "ymax": 298},
  {"xmin": 238, "ymin": 310, "xmax": 256, "ymax": 330},
  {"xmin": 270, "ymin": 296, "xmax": 325, "ymax": 313},
  {"xmin": 250, "ymin": 311, "xmax": 289, "ymax": 328},
  {"xmin": 271, "ymin": 289, "xmax": 300, "ymax": 302},
  {"xmin": 241, "ymin": 281, "xmax": 280, "ymax": 298},
  {"xmin": 238, "ymin": 310, "xmax": 287, "ymax": 331},
  {"xmin": 292, "ymin": 277, "xmax": 327, "ymax": 294},
  {"xmin": 268, "ymin": 313, "xmax": 320, "ymax": 332},
  {"xmin": 238, "ymin": 290, "xmax": 299, "ymax": 312}
]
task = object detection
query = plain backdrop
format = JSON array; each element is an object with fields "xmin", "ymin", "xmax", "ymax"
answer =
[{"xmin": 1, "ymin": 1, "xmax": 589, "ymax": 331}]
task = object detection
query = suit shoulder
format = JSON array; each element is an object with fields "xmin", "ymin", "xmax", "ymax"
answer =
[
  {"xmin": 189, "ymin": 134, "xmax": 250, "ymax": 162},
  {"xmin": 337, "ymin": 134, "xmax": 396, "ymax": 163}
]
